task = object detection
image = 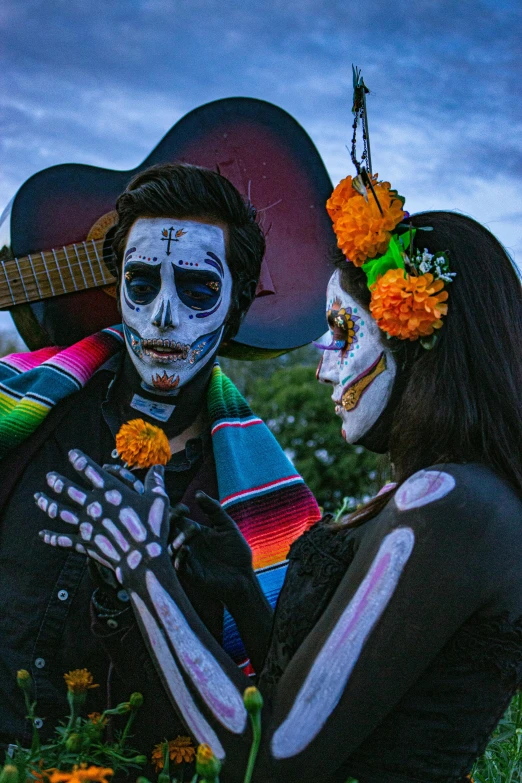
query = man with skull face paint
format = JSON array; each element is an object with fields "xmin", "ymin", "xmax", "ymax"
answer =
[
  {"xmin": 0, "ymin": 163, "xmax": 321, "ymax": 765},
  {"xmin": 35, "ymin": 182, "xmax": 522, "ymax": 782}
]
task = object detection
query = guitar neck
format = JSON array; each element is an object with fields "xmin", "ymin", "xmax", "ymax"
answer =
[{"xmin": 0, "ymin": 239, "xmax": 117, "ymax": 310}]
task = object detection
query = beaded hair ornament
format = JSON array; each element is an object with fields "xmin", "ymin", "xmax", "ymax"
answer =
[{"xmin": 326, "ymin": 67, "xmax": 455, "ymax": 349}]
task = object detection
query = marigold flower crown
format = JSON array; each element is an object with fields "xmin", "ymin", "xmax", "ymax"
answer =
[{"xmin": 326, "ymin": 67, "xmax": 455, "ymax": 349}]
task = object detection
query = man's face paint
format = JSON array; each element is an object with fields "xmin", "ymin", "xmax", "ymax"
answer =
[
  {"xmin": 121, "ymin": 218, "xmax": 232, "ymax": 392},
  {"xmin": 317, "ymin": 270, "xmax": 397, "ymax": 444}
]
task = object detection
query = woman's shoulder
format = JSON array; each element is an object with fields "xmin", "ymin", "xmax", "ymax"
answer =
[{"xmin": 389, "ymin": 462, "xmax": 522, "ymax": 546}]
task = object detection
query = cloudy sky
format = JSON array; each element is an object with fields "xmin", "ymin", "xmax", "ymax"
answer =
[{"xmin": 1, "ymin": 0, "xmax": 521, "ymax": 340}]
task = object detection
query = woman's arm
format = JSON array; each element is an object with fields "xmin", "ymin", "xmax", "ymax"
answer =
[{"xmin": 36, "ymin": 457, "xmax": 518, "ymax": 780}]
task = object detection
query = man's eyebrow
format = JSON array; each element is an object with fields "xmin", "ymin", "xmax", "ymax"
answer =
[
  {"xmin": 173, "ymin": 265, "xmax": 221, "ymax": 281},
  {"xmin": 204, "ymin": 251, "xmax": 224, "ymax": 276},
  {"xmin": 124, "ymin": 260, "xmax": 161, "ymax": 271}
]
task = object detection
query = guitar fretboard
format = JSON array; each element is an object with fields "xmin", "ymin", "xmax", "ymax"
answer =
[{"xmin": 0, "ymin": 239, "xmax": 117, "ymax": 310}]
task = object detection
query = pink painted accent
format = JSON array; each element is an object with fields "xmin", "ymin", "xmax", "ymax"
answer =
[
  {"xmin": 115, "ymin": 567, "xmax": 123, "ymax": 583},
  {"xmin": 95, "ymin": 534, "xmax": 121, "ymax": 562},
  {"xmin": 377, "ymin": 482, "xmax": 397, "ymax": 497},
  {"xmin": 146, "ymin": 542, "xmax": 162, "ymax": 558},
  {"xmin": 85, "ymin": 465, "xmax": 104, "ymax": 488},
  {"xmin": 120, "ymin": 507, "xmax": 147, "ymax": 541},
  {"xmin": 67, "ymin": 487, "xmax": 86, "ymax": 505},
  {"xmin": 57, "ymin": 536, "xmax": 73, "ymax": 548},
  {"xmin": 211, "ymin": 417, "xmax": 263, "ymax": 435},
  {"xmin": 48, "ymin": 503, "xmax": 58, "ymax": 518},
  {"xmin": 127, "ymin": 550, "xmax": 142, "ymax": 569},
  {"xmin": 87, "ymin": 549, "xmax": 113, "ymax": 569},
  {"xmin": 146, "ymin": 570, "xmax": 246, "ymax": 733},
  {"xmin": 271, "ymin": 527, "xmax": 415, "ymax": 759},
  {"xmin": 105, "ymin": 490, "xmax": 122, "ymax": 506},
  {"xmin": 395, "ymin": 470, "xmax": 455, "ymax": 511},
  {"xmin": 148, "ymin": 498, "xmax": 164, "ymax": 536},
  {"xmin": 69, "ymin": 451, "xmax": 87, "ymax": 471},
  {"xmin": 60, "ymin": 509, "xmax": 78, "ymax": 524},
  {"xmin": 75, "ymin": 543, "xmax": 86, "ymax": 554},
  {"xmin": 80, "ymin": 522, "xmax": 93, "ymax": 541},
  {"xmin": 102, "ymin": 518, "xmax": 130, "ymax": 552},
  {"xmin": 152, "ymin": 486, "xmax": 168, "ymax": 496},
  {"xmin": 87, "ymin": 502, "xmax": 102, "ymax": 520},
  {"xmin": 38, "ymin": 496, "xmax": 48, "ymax": 511},
  {"xmin": 131, "ymin": 593, "xmax": 225, "ymax": 757}
]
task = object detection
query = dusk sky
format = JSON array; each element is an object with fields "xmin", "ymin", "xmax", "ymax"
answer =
[{"xmin": 1, "ymin": 0, "xmax": 521, "ymax": 340}]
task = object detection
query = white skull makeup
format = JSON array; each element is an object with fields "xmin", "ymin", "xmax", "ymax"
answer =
[
  {"xmin": 318, "ymin": 270, "xmax": 397, "ymax": 444},
  {"xmin": 121, "ymin": 218, "xmax": 233, "ymax": 392}
]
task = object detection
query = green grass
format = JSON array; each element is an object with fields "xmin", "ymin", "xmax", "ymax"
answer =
[{"xmin": 471, "ymin": 692, "xmax": 522, "ymax": 782}]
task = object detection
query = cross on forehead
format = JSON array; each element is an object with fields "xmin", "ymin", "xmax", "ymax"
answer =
[{"xmin": 161, "ymin": 227, "xmax": 186, "ymax": 255}]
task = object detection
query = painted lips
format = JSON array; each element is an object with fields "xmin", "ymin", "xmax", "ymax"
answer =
[
  {"xmin": 142, "ymin": 339, "xmax": 189, "ymax": 362},
  {"xmin": 335, "ymin": 352, "xmax": 387, "ymax": 413}
]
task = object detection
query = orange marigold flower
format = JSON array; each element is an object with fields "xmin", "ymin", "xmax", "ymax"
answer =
[
  {"xmin": 152, "ymin": 736, "xmax": 196, "ymax": 770},
  {"xmin": 370, "ymin": 269, "xmax": 449, "ymax": 340},
  {"xmin": 63, "ymin": 669, "xmax": 99, "ymax": 694},
  {"xmin": 115, "ymin": 419, "xmax": 171, "ymax": 469},
  {"xmin": 326, "ymin": 174, "xmax": 405, "ymax": 266},
  {"xmin": 47, "ymin": 765, "xmax": 113, "ymax": 783},
  {"xmin": 87, "ymin": 712, "xmax": 107, "ymax": 727}
]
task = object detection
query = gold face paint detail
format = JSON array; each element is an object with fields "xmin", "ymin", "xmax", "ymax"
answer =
[{"xmin": 341, "ymin": 353, "xmax": 387, "ymax": 411}]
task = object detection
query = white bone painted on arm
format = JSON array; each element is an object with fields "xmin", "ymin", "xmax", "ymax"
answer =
[
  {"xmin": 271, "ymin": 527, "xmax": 415, "ymax": 759},
  {"xmin": 131, "ymin": 592, "xmax": 226, "ymax": 759},
  {"xmin": 145, "ymin": 569, "xmax": 247, "ymax": 734}
]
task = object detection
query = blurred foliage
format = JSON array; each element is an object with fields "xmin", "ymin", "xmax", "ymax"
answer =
[{"xmin": 221, "ymin": 347, "xmax": 382, "ymax": 512}]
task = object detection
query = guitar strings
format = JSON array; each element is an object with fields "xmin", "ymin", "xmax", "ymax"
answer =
[{"xmin": 0, "ymin": 239, "xmax": 116, "ymax": 306}]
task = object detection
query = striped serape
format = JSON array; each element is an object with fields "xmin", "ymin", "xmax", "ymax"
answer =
[{"xmin": 0, "ymin": 326, "xmax": 320, "ymax": 668}]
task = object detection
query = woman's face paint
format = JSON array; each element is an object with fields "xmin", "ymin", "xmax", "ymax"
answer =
[
  {"xmin": 121, "ymin": 218, "xmax": 232, "ymax": 392},
  {"xmin": 317, "ymin": 270, "xmax": 397, "ymax": 444}
]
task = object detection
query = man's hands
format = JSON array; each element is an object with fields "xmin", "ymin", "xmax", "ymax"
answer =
[
  {"xmin": 35, "ymin": 449, "xmax": 171, "ymax": 586},
  {"xmin": 170, "ymin": 491, "xmax": 254, "ymax": 605}
]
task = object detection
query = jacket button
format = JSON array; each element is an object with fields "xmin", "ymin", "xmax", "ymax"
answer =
[
  {"xmin": 34, "ymin": 718, "xmax": 44, "ymax": 729},
  {"xmin": 34, "ymin": 658, "xmax": 45, "ymax": 669},
  {"xmin": 58, "ymin": 590, "xmax": 69, "ymax": 601}
]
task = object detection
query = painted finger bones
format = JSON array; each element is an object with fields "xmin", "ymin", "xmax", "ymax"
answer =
[{"xmin": 35, "ymin": 449, "xmax": 170, "ymax": 583}]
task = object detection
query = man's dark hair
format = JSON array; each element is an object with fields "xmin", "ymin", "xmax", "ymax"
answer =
[{"xmin": 112, "ymin": 162, "xmax": 265, "ymax": 340}]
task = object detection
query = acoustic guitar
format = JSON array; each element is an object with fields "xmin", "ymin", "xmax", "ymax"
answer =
[{"xmin": 0, "ymin": 97, "xmax": 336, "ymax": 358}]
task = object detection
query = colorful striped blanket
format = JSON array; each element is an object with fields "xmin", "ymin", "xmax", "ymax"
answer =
[{"xmin": 0, "ymin": 325, "xmax": 320, "ymax": 669}]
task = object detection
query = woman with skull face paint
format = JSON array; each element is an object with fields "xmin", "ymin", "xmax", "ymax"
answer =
[{"xmin": 36, "ymin": 192, "xmax": 522, "ymax": 782}]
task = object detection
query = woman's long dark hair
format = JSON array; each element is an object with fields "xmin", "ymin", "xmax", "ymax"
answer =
[{"xmin": 337, "ymin": 211, "xmax": 522, "ymax": 526}]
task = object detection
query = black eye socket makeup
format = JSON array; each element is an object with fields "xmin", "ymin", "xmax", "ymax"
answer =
[
  {"xmin": 124, "ymin": 262, "xmax": 162, "ymax": 306},
  {"xmin": 173, "ymin": 265, "xmax": 222, "ymax": 311}
]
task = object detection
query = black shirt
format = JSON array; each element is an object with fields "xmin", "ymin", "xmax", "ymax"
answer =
[
  {"xmin": 259, "ymin": 464, "xmax": 522, "ymax": 783},
  {"xmin": 0, "ymin": 364, "xmax": 207, "ymax": 750}
]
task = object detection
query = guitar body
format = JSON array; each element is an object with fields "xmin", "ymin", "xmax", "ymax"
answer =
[{"xmin": 0, "ymin": 98, "xmax": 336, "ymax": 357}]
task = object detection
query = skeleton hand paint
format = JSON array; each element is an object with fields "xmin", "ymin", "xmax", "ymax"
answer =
[
  {"xmin": 121, "ymin": 218, "xmax": 233, "ymax": 393},
  {"xmin": 35, "ymin": 450, "xmax": 170, "ymax": 584},
  {"xmin": 170, "ymin": 491, "xmax": 254, "ymax": 603},
  {"xmin": 317, "ymin": 270, "xmax": 397, "ymax": 444}
]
